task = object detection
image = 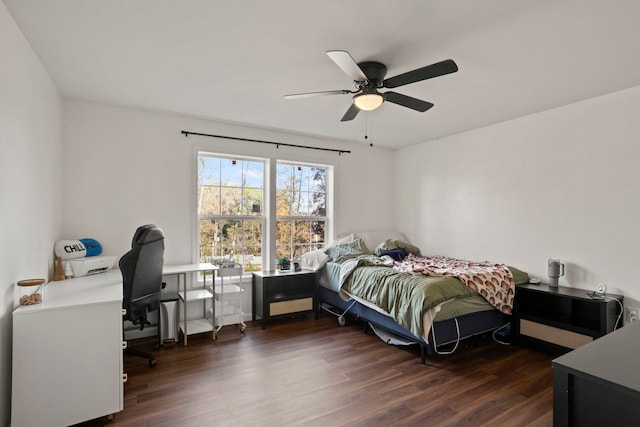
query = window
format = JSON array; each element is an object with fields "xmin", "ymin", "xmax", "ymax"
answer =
[
  {"xmin": 197, "ymin": 154, "xmax": 264, "ymax": 272},
  {"xmin": 276, "ymin": 162, "xmax": 327, "ymax": 260},
  {"xmin": 196, "ymin": 152, "xmax": 331, "ymax": 271}
]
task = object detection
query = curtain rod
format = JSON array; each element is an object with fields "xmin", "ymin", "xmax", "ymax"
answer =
[{"xmin": 181, "ymin": 130, "xmax": 351, "ymax": 155}]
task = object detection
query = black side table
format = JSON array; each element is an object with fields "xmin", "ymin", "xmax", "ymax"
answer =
[
  {"xmin": 252, "ymin": 269, "xmax": 317, "ymax": 329},
  {"xmin": 513, "ymin": 283, "xmax": 623, "ymax": 352}
]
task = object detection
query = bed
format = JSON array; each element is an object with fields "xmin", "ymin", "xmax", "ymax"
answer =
[{"xmin": 303, "ymin": 230, "xmax": 529, "ymax": 364}]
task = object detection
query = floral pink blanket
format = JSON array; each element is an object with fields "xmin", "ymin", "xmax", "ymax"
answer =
[{"xmin": 393, "ymin": 254, "xmax": 515, "ymax": 314}]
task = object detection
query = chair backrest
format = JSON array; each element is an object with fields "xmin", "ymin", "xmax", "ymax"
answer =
[{"xmin": 120, "ymin": 224, "xmax": 165, "ymax": 329}]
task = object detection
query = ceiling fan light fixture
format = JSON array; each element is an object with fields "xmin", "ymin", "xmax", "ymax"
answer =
[{"xmin": 353, "ymin": 91, "xmax": 384, "ymax": 111}]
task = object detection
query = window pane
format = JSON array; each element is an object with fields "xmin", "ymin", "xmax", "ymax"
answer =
[
  {"xmin": 276, "ymin": 220, "xmax": 292, "ymax": 247},
  {"xmin": 198, "ymin": 156, "xmax": 220, "ymax": 186},
  {"xmin": 221, "ymin": 158, "xmax": 242, "ymax": 186},
  {"xmin": 292, "ymin": 192, "xmax": 311, "ymax": 216},
  {"xmin": 221, "ymin": 187, "xmax": 242, "ymax": 215},
  {"xmin": 276, "ymin": 190, "xmax": 291, "ymax": 216},
  {"xmin": 198, "ymin": 185, "xmax": 220, "ymax": 216},
  {"xmin": 244, "ymin": 161, "xmax": 264, "ymax": 188},
  {"xmin": 199, "ymin": 223, "xmax": 213, "ymax": 261},
  {"xmin": 218, "ymin": 218, "xmax": 240, "ymax": 242},
  {"xmin": 311, "ymin": 191, "xmax": 326, "ymax": 216},
  {"xmin": 243, "ymin": 219, "xmax": 262, "ymax": 246},
  {"xmin": 301, "ymin": 166, "xmax": 317, "ymax": 192},
  {"xmin": 276, "ymin": 245, "xmax": 290, "ymax": 260},
  {"xmin": 294, "ymin": 220, "xmax": 311, "ymax": 244},
  {"xmin": 243, "ymin": 246, "xmax": 262, "ymax": 272},
  {"xmin": 221, "ymin": 247, "xmax": 238, "ymax": 263},
  {"xmin": 276, "ymin": 164, "xmax": 292, "ymax": 189},
  {"xmin": 242, "ymin": 188, "xmax": 263, "ymax": 216},
  {"xmin": 294, "ymin": 244, "xmax": 310, "ymax": 257},
  {"xmin": 199, "ymin": 219, "xmax": 262, "ymax": 270},
  {"xmin": 311, "ymin": 221, "xmax": 326, "ymax": 245},
  {"xmin": 199, "ymin": 219, "xmax": 220, "ymax": 262},
  {"xmin": 310, "ymin": 168, "xmax": 326, "ymax": 193}
]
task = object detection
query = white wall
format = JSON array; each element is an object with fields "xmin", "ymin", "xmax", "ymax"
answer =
[
  {"xmin": 0, "ymin": 3, "xmax": 63, "ymax": 425},
  {"xmin": 62, "ymin": 99, "xmax": 395, "ymax": 266},
  {"xmin": 395, "ymin": 85, "xmax": 640, "ymax": 304}
]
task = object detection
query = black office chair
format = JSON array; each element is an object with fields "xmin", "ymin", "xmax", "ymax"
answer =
[{"xmin": 120, "ymin": 224, "xmax": 165, "ymax": 367}]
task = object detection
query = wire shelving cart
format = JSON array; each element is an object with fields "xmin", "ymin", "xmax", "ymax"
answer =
[{"xmin": 208, "ymin": 263, "xmax": 246, "ymax": 340}]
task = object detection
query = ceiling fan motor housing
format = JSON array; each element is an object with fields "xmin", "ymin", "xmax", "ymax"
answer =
[{"xmin": 357, "ymin": 61, "xmax": 387, "ymax": 87}]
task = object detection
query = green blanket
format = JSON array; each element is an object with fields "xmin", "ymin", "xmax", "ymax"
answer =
[
  {"xmin": 340, "ymin": 261, "xmax": 528, "ymax": 339},
  {"xmin": 341, "ymin": 265, "xmax": 475, "ymax": 338}
]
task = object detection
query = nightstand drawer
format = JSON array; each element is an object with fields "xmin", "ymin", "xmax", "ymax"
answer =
[
  {"xmin": 520, "ymin": 319, "xmax": 592, "ymax": 350},
  {"xmin": 270, "ymin": 297, "xmax": 313, "ymax": 316}
]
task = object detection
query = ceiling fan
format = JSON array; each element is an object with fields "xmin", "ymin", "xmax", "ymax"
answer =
[{"xmin": 284, "ymin": 50, "xmax": 458, "ymax": 122}]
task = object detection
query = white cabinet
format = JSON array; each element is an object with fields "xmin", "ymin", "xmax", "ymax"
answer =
[{"xmin": 12, "ymin": 270, "xmax": 123, "ymax": 427}]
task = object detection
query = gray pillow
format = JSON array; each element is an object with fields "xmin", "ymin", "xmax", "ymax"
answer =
[
  {"xmin": 374, "ymin": 239, "xmax": 422, "ymax": 256},
  {"xmin": 325, "ymin": 238, "xmax": 370, "ymax": 262}
]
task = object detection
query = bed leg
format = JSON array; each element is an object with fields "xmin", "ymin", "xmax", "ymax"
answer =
[{"xmin": 420, "ymin": 344, "xmax": 427, "ymax": 365}]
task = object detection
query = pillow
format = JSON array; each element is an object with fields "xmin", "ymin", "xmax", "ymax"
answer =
[
  {"xmin": 382, "ymin": 247, "xmax": 408, "ymax": 261},
  {"xmin": 54, "ymin": 240, "xmax": 87, "ymax": 260},
  {"xmin": 300, "ymin": 249, "xmax": 330, "ymax": 272},
  {"xmin": 508, "ymin": 266, "xmax": 530, "ymax": 285},
  {"xmin": 330, "ymin": 233, "xmax": 355, "ymax": 246},
  {"xmin": 324, "ymin": 238, "xmax": 370, "ymax": 262},
  {"xmin": 374, "ymin": 239, "xmax": 421, "ymax": 257},
  {"xmin": 80, "ymin": 238, "xmax": 102, "ymax": 257},
  {"xmin": 353, "ymin": 230, "xmax": 408, "ymax": 253},
  {"xmin": 54, "ymin": 238, "xmax": 103, "ymax": 259}
]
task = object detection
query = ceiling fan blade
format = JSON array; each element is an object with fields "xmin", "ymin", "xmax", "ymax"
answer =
[
  {"xmin": 284, "ymin": 89, "xmax": 352, "ymax": 100},
  {"xmin": 383, "ymin": 59, "xmax": 458, "ymax": 89},
  {"xmin": 384, "ymin": 91, "xmax": 434, "ymax": 112},
  {"xmin": 326, "ymin": 50, "xmax": 368, "ymax": 82},
  {"xmin": 340, "ymin": 104, "xmax": 360, "ymax": 122}
]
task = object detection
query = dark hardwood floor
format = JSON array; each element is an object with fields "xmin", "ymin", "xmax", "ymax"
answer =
[{"xmin": 84, "ymin": 314, "xmax": 555, "ymax": 427}]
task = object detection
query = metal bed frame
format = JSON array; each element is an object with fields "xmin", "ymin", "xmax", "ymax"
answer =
[{"xmin": 315, "ymin": 284, "xmax": 509, "ymax": 364}]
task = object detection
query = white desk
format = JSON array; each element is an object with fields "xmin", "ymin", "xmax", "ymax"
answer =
[
  {"xmin": 163, "ymin": 263, "xmax": 216, "ymax": 345},
  {"xmin": 12, "ymin": 270, "xmax": 124, "ymax": 427}
]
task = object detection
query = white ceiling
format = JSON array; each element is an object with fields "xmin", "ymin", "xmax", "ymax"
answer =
[{"xmin": 5, "ymin": 0, "xmax": 640, "ymax": 149}]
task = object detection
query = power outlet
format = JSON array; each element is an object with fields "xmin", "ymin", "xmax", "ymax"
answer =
[{"xmin": 625, "ymin": 307, "xmax": 639, "ymax": 324}]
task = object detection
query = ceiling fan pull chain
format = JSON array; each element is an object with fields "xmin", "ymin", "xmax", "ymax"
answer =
[
  {"xmin": 364, "ymin": 111, "xmax": 368, "ymax": 141},
  {"xmin": 364, "ymin": 111, "xmax": 373, "ymax": 147}
]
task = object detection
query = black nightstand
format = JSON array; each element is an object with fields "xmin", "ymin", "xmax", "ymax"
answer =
[
  {"xmin": 513, "ymin": 283, "xmax": 623, "ymax": 353},
  {"xmin": 252, "ymin": 270, "xmax": 317, "ymax": 329}
]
